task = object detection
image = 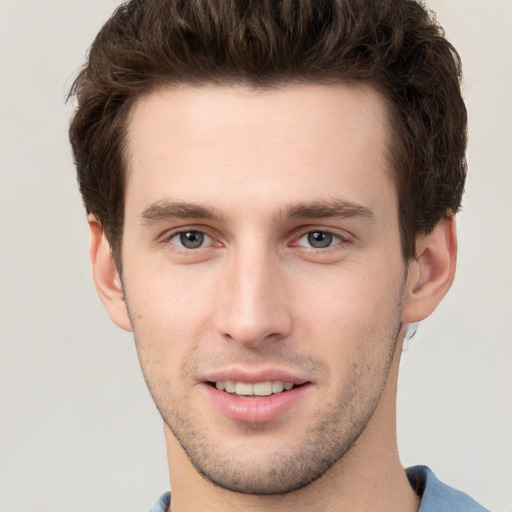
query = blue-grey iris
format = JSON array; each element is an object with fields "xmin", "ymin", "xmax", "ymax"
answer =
[
  {"xmin": 308, "ymin": 231, "xmax": 333, "ymax": 248},
  {"xmin": 180, "ymin": 231, "xmax": 204, "ymax": 249}
]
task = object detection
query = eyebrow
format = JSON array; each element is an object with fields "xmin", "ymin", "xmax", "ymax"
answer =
[
  {"xmin": 140, "ymin": 198, "xmax": 375, "ymax": 226},
  {"xmin": 140, "ymin": 200, "xmax": 223, "ymax": 225},
  {"xmin": 279, "ymin": 199, "xmax": 375, "ymax": 222}
]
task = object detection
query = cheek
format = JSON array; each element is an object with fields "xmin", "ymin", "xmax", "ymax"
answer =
[
  {"xmin": 124, "ymin": 265, "xmax": 218, "ymax": 364},
  {"xmin": 126, "ymin": 257, "xmax": 215, "ymax": 314},
  {"xmin": 294, "ymin": 264, "xmax": 404, "ymax": 359},
  {"xmin": 299, "ymin": 262, "xmax": 402, "ymax": 321}
]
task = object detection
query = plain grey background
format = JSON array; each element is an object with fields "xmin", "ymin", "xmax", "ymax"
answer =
[{"xmin": 1, "ymin": 1, "xmax": 511, "ymax": 511}]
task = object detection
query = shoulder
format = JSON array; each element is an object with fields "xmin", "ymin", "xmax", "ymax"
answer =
[
  {"xmin": 406, "ymin": 466, "xmax": 491, "ymax": 512},
  {"xmin": 148, "ymin": 469, "xmax": 490, "ymax": 512},
  {"xmin": 148, "ymin": 491, "xmax": 171, "ymax": 512}
]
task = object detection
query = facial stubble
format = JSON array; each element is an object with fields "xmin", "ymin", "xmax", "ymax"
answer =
[{"xmin": 126, "ymin": 278, "xmax": 406, "ymax": 496}]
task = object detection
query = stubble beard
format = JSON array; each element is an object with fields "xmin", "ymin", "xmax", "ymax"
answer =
[
  {"xmin": 165, "ymin": 325, "xmax": 401, "ymax": 495},
  {"xmin": 128, "ymin": 284, "xmax": 405, "ymax": 496}
]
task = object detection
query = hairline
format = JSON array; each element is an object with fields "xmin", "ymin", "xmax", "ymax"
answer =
[{"xmin": 112, "ymin": 77, "xmax": 410, "ymax": 272}]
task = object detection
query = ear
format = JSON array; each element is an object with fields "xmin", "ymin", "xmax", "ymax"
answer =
[
  {"xmin": 89, "ymin": 218, "xmax": 133, "ymax": 332},
  {"xmin": 402, "ymin": 215, "xmax": 457, "ymax": 323}
]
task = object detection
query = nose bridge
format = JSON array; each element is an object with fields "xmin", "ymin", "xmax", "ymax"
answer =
[{"xmin": 218, "ymin": 239, "xmax": 291, "ymax": 346}]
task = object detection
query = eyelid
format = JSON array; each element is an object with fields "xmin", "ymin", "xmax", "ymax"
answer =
[
  {"xmin": 295, "ymin": 231, "xmax": 343, "ymax": 248},
  {"xmin": 291, "ymin": 226, "xmax": 350, "ymax": 247},
  {"xmin": 158, "ymin": 225, "xmax": 222, "ymax": 249},
  {"xmin": 170, "ymin": 230, "xmax": 213, "ymax": 249},
  {"xmin": 156, "ymin": 224, "xmax": 351, "ymax": 252}
]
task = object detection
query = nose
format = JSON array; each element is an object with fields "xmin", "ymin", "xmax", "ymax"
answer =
[{"xmin": 216, "ymin": 248, "xmax": 292, "ymax": 348}]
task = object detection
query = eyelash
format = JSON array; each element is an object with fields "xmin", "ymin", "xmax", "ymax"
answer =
[
  {"xmin": 162, "ymin": 229, "xmax": 217, "ymax": 251},
  {"xmin": 160, "ymin": 227, "xmax": 348, "ymax": 252},
  {"xmin": 293, "ymin": 230, "xmax": 346, "ymax": 250}
]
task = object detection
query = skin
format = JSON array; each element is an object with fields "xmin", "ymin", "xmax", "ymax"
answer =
[{"xmin": 90, "ymin": 83, "xmax": 457, "ymax": 512}]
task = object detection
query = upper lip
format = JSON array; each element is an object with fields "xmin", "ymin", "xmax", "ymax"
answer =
[{"xmin": 201, "ymin": 368, "xmax": 309, "ymax": 385}]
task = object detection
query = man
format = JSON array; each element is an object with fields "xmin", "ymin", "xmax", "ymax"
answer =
[{"xmin": 68, "ymin": 0, "xmax": 490, "ymax": 510}]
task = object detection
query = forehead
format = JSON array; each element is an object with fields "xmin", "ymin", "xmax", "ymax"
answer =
[{"xmin": 124, "ymin": 82, "xmax": 395, "ymax": 219}]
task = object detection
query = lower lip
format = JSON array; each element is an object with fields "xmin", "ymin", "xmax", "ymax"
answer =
[{"xmin": 201, "ymin": 383, "xmax": 310, "ymax": 424}]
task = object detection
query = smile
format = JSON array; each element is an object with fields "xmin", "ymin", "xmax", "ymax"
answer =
[
  {"xmin": 213, "ymin": 380, "xmax": 296, "ymax": 396},
  {"xmin": 204, "ymin": 379, "xmax": 310, "ymax": 423}
]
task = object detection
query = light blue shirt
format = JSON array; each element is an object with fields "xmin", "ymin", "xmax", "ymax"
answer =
[
  {"xmin": 406, "ymin": 466, "xmax": 490, "ymax": 512},
  {"xmin": 148, "ymin": 466, "xmax": 490, "ymax": 512}
]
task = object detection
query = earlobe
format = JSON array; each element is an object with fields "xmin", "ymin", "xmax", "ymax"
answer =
[
  {"xmin": 402, "ymin": 215, "xmax": 457, "ymax": 323},
  {"xmin": 89, "ymin": 219, "xmax": 133, "ymax": 332}
]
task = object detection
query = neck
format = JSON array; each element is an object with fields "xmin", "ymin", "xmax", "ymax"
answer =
[{"xmin": 165, "ymin": 338, "xmax": 419, "ymax": 512}]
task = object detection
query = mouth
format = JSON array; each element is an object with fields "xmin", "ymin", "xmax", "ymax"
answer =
[
  {"xmin": 203, "ymin": 376, "xmax": 311, "ymax": 423},
  {"xmin": 210, "ymin": 380, "xmax": 298, "ymax": 397}
]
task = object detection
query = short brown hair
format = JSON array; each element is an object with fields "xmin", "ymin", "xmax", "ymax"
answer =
[{"xmin": 69, "ymin": 0, "xmax": 467, "ymax": 269}]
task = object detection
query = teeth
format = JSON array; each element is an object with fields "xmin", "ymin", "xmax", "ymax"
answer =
[
  {"xmin": 272, "ymin": 381, "xmax": 284, "ymax": 393},
  {"xmin": 214, "ymin": 380, "xmax": 296, "ymax": 396},
  {"xmin": 235, "ymin": 382, "xmax": 253, "ymax": 395},
  {"xmin": 253, "ymin": 382, "xmax": 272, "ymax": 396}
]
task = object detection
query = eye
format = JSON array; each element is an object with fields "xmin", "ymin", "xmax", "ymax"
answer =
[
  {"xmin": 169, "ymin": 230, "xmax": 213, "ymax": 249},
  {"xmin": 296, "ymin": 230, "xmax": 343, "ymax": 249}
]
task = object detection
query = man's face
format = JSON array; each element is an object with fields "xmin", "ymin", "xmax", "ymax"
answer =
[{"xmin": 120, "ymin": 83, "xmax": 408, "ymax": 494}]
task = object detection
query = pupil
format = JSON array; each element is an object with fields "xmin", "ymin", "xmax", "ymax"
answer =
[
  {"xmin": 180, "ymin": 231, "xmax": 204, "ymax": 249},
  {"xmin": 308, "ymin": 231, "xmax": 332, "ymax": 248}
]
